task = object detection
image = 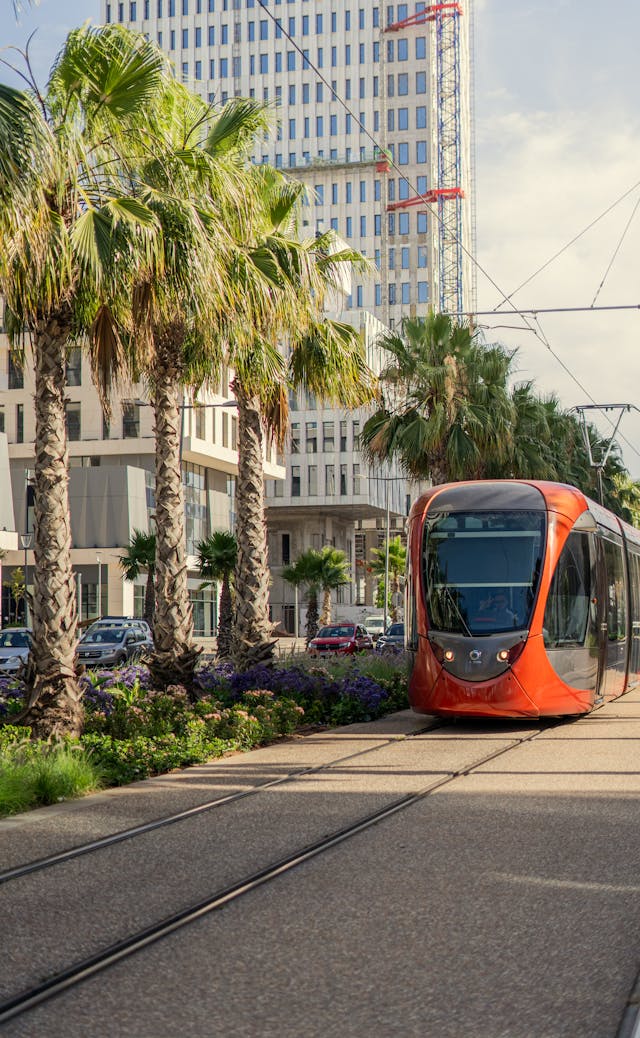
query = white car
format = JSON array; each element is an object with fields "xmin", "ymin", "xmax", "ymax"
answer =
[
  {"xmin": 363, "ymin": 615, "xmax": 385, "ymax": 641},
  {"xmin": 0, "ymin": 628, "xmax": 32, "ymax": 673}
]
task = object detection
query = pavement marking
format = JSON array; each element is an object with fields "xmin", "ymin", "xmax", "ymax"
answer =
[{"xmin": 489, "ymin": 871, "xmax": 640, "ymax": 894}]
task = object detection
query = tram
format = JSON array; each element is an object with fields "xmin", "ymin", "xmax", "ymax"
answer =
[{"xmin": 405, "ymin": 480, "xmax": 640, "ymax": 718}]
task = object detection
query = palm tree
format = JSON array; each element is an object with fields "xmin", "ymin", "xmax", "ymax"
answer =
[
  {"xmin": 360, "ymin": 311, "xmax": 514, "ymax": 484},
  {"xmin": 120, "ymin": 93, "xmax": 272, "ymax": 691},
  {"xmin": 316, "ymin": 546, "xmax": 351, "ymax": 627},
  {"xmin": 0, "ymin": 25, "xmax": 169, "ymax": 736},
  {"xmin": 119, "ymin": 530, "xmax": 156, "ymax": 626},
  {"xmin": 370, "ymin": 536, "xmax": 406, "ymax": 621},
  {"xmin": 225, "ymin": 167, "xmax": 378, "ymax": 669},
  {"xmin": 196, "ymin": 531, "xmax": 237, "ymax": 659},
  {"xmin": 282, "ymin": 551, "xmax": 322, "ymax": 644}
]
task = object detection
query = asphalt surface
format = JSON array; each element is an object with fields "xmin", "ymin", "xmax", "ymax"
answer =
[{"xmin": 2, "ymin": 694, "xmax": 640, "ymax": 1037}]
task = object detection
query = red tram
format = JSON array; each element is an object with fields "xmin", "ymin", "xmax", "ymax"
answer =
[{"xmin": 406, "ymin": 480, "xmax": 640, "ymax": 718}]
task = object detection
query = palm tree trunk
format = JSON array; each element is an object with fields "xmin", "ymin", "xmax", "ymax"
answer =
[
  {"xmin": 216, "ymin": 576, "xmax": 233, "ymax": 659},
  {"xmin": 320, "ymin": 588, "xmax": 332, "ymax": 627},
  {"xmin": 232, "ymin": 384, "xmax": 275, "ymax": 670},
  {"xmin": 144, "ymin": 568, "xmax": 155, "ymax": 626},
  {"xmin": 149, "ymin": 335, "xmax": 199, "ymax": 691},
  {"xmin": 305, "ymin": 588, "xmax": 319, "ymax": 644},
  {"xmin": 18, "ymin": 313, "xmax": 83, "ymax": 738}
]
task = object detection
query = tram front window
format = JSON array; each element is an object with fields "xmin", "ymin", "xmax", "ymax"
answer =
[{"xmin": 423, "ymin": 510, "xmax": 546, "ymax": 635}]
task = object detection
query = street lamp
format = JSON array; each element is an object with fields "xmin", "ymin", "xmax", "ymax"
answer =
[
  {"xmin": 19, "ymin": 532, "xmax": 33, "ymax": 626},
  {"xmin": 96, "ymin": 553, "xmax": 102, "ymax": 619}
]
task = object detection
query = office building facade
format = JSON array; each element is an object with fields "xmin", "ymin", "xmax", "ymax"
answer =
[{"xmin": 105, "ymin": 0, "xmax": 475, "ymax": 327}]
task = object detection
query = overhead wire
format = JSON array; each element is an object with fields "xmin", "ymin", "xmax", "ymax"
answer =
[
  {"xmin": 254, "ymin": 0, "xmax": 640, "ymax": 462},
  {"xmin": 590, "ymin": 191, "xmax": 640, "ymax": 308},
  {"xmin": 491, "ymin": 178, "xmax": 640, "ymax": 311}
]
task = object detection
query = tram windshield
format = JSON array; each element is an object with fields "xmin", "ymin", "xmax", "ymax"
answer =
[{"xmin": 423, "ymin": 510, "xmax": 546, "ymax": 635}]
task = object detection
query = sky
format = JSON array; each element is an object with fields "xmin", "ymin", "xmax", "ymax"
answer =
[{"xmin": 3, "ymin": 0, "xmax": 640, "ymax": 476}]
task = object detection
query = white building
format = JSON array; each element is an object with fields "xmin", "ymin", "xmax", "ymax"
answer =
[
  {"xmin": 105, "ymin": 0, "xmax": 475, "ymax": 326},
  {"xmin": 265, "ymin": 309, "xmax": 408, "ymax": 634},
  {"xmin": 0, "ymin": 328, "xmax": 284, "ymax": 633}
]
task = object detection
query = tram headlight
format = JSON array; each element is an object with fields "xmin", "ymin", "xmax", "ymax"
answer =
[
  {"xmin": 496, "ymin": 642, "xmax": 526, "ymax": 665},
  {"xmin": 444, "ymin": 649, "xmax": 455, "ymax": 662}
]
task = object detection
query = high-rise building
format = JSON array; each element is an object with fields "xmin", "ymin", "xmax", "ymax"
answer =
[{"xmin": 104, "ymin": 0, "xmax": 475, "ymax": 327}]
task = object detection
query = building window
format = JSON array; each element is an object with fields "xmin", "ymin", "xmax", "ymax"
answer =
[
  {"xmin": 308, "ymin": 464, "xmax": 318, "ymax": 496},
  {"xmin": 416, "ymin": 35, "xmax": 426, "ymax": 59},
  {"xmin": 417, "ymin": 212, "xmax": 428, "ymax": 233},
  {"xmin": 306, "ymin": 420, "xmax": 317, "ymax": 453},
  {"xmin": 0, "ymin": 406, "xmax": 4, "ymax": 433},
  {"xmin": 195, "ymin": 405, "xmax": 206, "ymax": 439},
  {"xmin": 65, "ymin": 347, "xmax": 82, "ymax": 386},
  {"xmin": 291, "ymin": 465, "xmax": 301, "ymax": 497},
  {"xmin": 399, "ymin": 212, "xmax": 409, "ymax": 234},
  {"xmin": 66, "ymin": 402, "xmax": 81, "ymax": 441},
  {"xmin": 417, "ymin": 282, "xmax": 429, "ymax": 303},
  {"xmin": 281, "ymin": 533, "xmax": 290, "ymax": 565},
  {"xmin": 340, "ymin": 420, "xmax": 347, "ymax": 452},
  {"xmin": 8, "ymin": 352, "xmax": 23, "ymax": 390},
  {"xmin": 340, "ymin": 464, "xmax": 347, "ymax": 495},
  {"xmin": 416, "ymin": 71, "xmax": 427, "ymax": 93},
  {"xmin": 353, "ymin": 463, "xmax": 362, "ymax": 495},
  {"xmin": 323, "ymin": 421, "xmax": 335, "ymax": 451},
  {"xmin": 416, "ymin": 106, "xmax": 427, "ymax": 129},
  {"xmin": 325, "ymin": 464, "xmax": 335, "ymax": 495},
  {"xmin": 417, "ymin": 246, "xmax": 428, "ymax": 268},
  {"xmin": 122, "ymin": 402, "xmax": 141, "ymax": 438},
  {"xmin": 417, "ymin": 140, "xmax": 427, "ymax": 163},
  {"xmin": 16, "ymin": 404, "xmax": 23, "ymax": 443}
]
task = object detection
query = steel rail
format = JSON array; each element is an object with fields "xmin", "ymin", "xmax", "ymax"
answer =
[
  {"xmin": 0, "ymin": 721, "xmax": 442, "ymax": 886},
  {"xmin": 0, "ymin": 717, "xmax": 563, "ymax": 1025}
]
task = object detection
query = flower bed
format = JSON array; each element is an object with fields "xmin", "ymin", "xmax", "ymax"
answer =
[{"xmin": 0, "ymin": 653, "xmax": 410, "ymax": 812}]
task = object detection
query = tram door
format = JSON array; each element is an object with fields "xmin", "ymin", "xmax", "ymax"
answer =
[{"xmin": 595, "ymin": 534, "xmax": 628, "ymax": 701}]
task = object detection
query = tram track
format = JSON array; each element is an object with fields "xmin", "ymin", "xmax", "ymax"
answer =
[
  {"xmin": 0, "ymin": 719, "xmax": 443, "ymax": 886},
  {"xmin": 0, "ymin": 713, "xmax": 568, "ymax": 1027}
]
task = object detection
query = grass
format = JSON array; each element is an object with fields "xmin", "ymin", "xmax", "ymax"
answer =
[{"xmin": 0, "ymin": 741, "xmax": 103, "ymax": 817}]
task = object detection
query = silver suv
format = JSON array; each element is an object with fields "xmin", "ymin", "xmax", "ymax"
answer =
[{"xmin": 78, "ymin": 626, "xmax": 152, "ymax": 668}]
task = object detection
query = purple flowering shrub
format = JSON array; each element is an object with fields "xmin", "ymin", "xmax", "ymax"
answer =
[
  {"xmin": 0, "ymin": 654, "xmax": 408, "ymax": 790},
  {"xmin": 0, "ymin": 676, "xmax": 25, "ymax": 720}
]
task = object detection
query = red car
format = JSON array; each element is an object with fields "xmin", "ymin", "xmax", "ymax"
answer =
[{"xmin": 307, "ymin": 623, "xmax": 374, "ymax": 657}]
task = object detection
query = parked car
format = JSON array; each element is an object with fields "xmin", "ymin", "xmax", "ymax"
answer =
[
  {"xmin": 87, "ymin": 617, "xmax": 153, "ymax": 639},
  {"xmin": 0, "ymin": 628, "xmax": 32, "ymax": 673},
  {"xmin": 375, "ymin": 622, "xmax": 405, "ymax": 654},
  {"xmin": 363, "ymin": 615, "xmax": 385, "ymax": 641},
  {"xmin": 77, "ymin": 626, "xmax": 152, "ymax": 668},
  {"xmin": 307, "ymin": 623, "xmax": 374, "ymax": 657}
]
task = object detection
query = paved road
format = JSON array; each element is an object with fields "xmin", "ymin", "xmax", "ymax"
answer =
[{"xmin": 2, "ymin": 692, "xmax": 640, "ymax": 1037}]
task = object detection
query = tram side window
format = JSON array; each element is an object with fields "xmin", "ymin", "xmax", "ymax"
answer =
[
  {"xmin": 405, "ymin": 539, "xmax": 417, "ymax": 650},
  {"xmin": 543, "ymin": 532, "xmax": 592, "ymax": 647},
  {"xmin": 603, "ymin": 538, "xmax": 627, "ymax": 642},
  {"xmin": 628, "ymin": 549, "xmax": 640, "ymax": 681}
]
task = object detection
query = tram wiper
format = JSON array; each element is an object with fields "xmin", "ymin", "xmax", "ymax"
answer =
[{"xmin": 442, "ymin": 586, "xmax": 471, "ymax": 637}]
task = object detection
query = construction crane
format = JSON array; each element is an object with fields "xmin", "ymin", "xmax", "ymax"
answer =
[{"xmin": 386, "ymin": 3, "xmax": 466, "ymax": 316}]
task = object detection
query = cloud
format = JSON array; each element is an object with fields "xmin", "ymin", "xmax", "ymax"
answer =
[{"xmin": 475, "ymin": 105, "xmax": 640, "ymax": 476}]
